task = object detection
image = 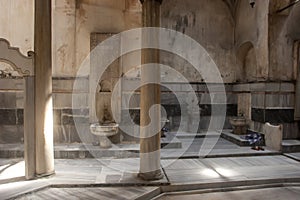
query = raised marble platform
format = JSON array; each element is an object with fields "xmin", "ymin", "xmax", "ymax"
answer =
[
  {"xmin": 156, "ymin": 185, "xmax": 300, "ymax": 200},
  {"xmin": 221, "ymin": 130, "xmax": 267, "ymax": 148},
  {"xmin": 284, "ymin": 152, "xmax": 300, "ymax": 161},
  {"xmin": 221, "ymin": 130, "xmax": 250, "ymax": 146},
  {"xmin": 0, "ymin": 136, "xmax": 182, "ymax": 159},
  {"xmin": 161, "ymin": 133, "xmax": 182, "ymax": 149},
  {"xmin": 282, "ymin": 140, "xmax": 300, "ymax": 153}
]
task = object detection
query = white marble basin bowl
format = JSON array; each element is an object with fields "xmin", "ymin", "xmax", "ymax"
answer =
[
  {"xmin": 90, "ymin": 123, "xmax": 119, "ymax": 137},
  {"xmin": 229, "ymin": 116, "xmax": 248, "ymax": 135},
  {"xmin": 90, "ymin": 123, "xmax": 119, "ymax": 148},
  {"xmin": 229, "ymin": 117, "xmax": 247, "ymax": 126}
]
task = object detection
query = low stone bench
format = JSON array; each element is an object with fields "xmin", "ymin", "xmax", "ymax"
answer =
[{"xmin": 263, "ymin": 123, "xmax": 283, "ymax": 151}]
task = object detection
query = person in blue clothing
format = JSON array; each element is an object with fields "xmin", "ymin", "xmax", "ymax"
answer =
[{"xmin": 245, "ymin": 132, "xmax": 265, "ymax": 151}]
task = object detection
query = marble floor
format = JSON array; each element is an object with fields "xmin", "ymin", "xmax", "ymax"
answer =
[
  {"xmin": 156, "ymin": 186, "xmax": 300, "ymax": 200},
  {"xmin": 0, "ymin": 155, "xmax": 300, "ymax": 199},
  {"xmin": 0, "ymin": 132, "xmax": 297, "ymax": 199},
  {"xmin": 0, "ymin": 135, "xmax": 279, "ymax": 159},
  {"xmin": 16, "ymin": 187, "xmax": 159, "ymax": 200}
]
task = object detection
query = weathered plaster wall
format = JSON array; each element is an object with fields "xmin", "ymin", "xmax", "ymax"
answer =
[
  {"xmin": 0, "ymin": 0, "xmax": 33, "ymax": 144},
  {"xmin": 1, "ymin": 0, "xmax": 299, "ymax": 143},
  {"xmin": 268, "ymin": 0, "xmax": 297, "ymax": 81},
  {"xmin": 234, "ymin": 0, "xmax": 300, "ymax": 139},
  {"xmin": 235, "ymin": 0, "xmax": 269, "ymax": 82},
  {"xmin": 53, "ymin": 0, "xmax": 142, "ymax": 143},
  {"xmin": 74, "ymin": 0, "xmax": 141, "ymax": 76},
  {"xmin": 0, "ymin": 0, "xmax": 142, "ymax": 144},
  {"xmin": 52, "ymin": 0, "xmax": 76, "ymax": 76},
  {"xmin": 0, "ymin": 0, "xmax": 142, "ymax": 77},
  {"xmin": 287, "ymin": 3, "xmax": 300, "ymax": 40},
  {"xmin": 161, "ymin": 0, "xmax": 236, "ymax": 83},
  {"xmin": 0, "ymin": 0, "xmax": 34, "ymax": 55}
]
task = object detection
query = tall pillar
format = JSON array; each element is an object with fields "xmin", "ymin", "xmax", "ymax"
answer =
[
  {"xmin": 294, "ymin": 41, "xmax": 300, "ymax": 120},
  {"xmin": 138, "ymin": 0, "xmax": 163, "ymax": 181},
  {"xmin": 34, "ymin": 0, "xmax": 55, "ymax": 177},
  {"xmin": 24, "ymin": 76, "xmax": 36, "ymax": 179}
]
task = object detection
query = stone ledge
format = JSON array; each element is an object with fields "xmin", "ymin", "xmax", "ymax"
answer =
[
  {"xmin": 0, "ymin": 139, "xmax": 182, "ymax": 159},
  {"xmin": 221, "ymin": 131, "xmax": 250, "ymax": 146},
  {"xmin": 282, "ymin": 140, "xmax": 300, "ymax": 153}
]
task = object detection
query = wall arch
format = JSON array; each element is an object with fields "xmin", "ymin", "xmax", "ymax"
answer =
[{"xmin": 237, "ymin": 41, "xmax": 258, "ymax": 82}]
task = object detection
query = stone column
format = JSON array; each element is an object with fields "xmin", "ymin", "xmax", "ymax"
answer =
[
  {"xmin": 294, "ymin": 41, "xmax": 300, "ymax": 120},
  {"xmin": 24, "ymin": 76, "xmax": 36, "ymax": 179},
  {"xmin": 138, "ymin": 0, "xmax": 163, "ymax": 181},
  {"xmin": 34, "ymin": 0, "xmax": 55, "ymax": 177}
]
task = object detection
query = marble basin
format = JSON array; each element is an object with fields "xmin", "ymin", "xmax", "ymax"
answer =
[
  {"xmin": 90, "ymin": 123, "xmax": 119, "ymax": 148},
  {"xmin": 229, "ymin": 117, "xmax": 248, "ymax": 135}
]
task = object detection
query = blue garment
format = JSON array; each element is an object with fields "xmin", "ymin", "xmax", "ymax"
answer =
[
  {"xmin": 245, "ymin": 133, "xmax": 262, "ymax": 145},
  {"xmin": 161, "ymin": 127, "xmax": 169, "ymax": 133}
]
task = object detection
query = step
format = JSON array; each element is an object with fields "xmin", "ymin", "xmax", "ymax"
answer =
[
  {"xmin": 0, "ymin": 136, "xmax": 182, "ymax": 159},
  {"xmin": 161, "ymin": 135, "xmax": 182, "ymax": 149},
  {"xmin": 282, "ymin": 140, "xmax": 300, "ymax": 153},
  {"xmin": 221, "ymin": 130, "xmax": 251, "ymax": 146}
]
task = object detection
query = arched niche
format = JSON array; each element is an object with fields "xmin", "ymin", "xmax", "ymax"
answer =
[
  {"xmin": 0, "ymin": 38, "xmax": 35, "ymax": 179},
  {"xmin": 237, "ymin": 41, "xmax": 258, "ymax": 82},
  {"xmin": 287, "ymin": 2, "xmax": 300, "ymax": 40}
]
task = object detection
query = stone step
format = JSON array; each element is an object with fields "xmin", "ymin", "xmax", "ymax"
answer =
[
  {"xmin": 221, "ymin": 131, "xmax": 251, "ymax": 146},
  {"xmin": 284, "ymin": 152, "xmax": 300, "ymax": 161},
  {"xmin": 174, "ymin": 132, "xmax": 221, "ymax": 138},
  {"xmin": 0, "ymin": 136, "xmax": 182, "ymax": 159},
  {"xmin": 282, "ymin": 140, "xmax": 300, "ymax": 153},
  {"xmin": 161, "ymin": 136, "xmax": 182, "ymax": 149},
  {"xmin": 221, "ymin": 130, "xmax": 268, "ymax": 147}
]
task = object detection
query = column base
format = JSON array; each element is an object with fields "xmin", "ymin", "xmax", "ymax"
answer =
[
  {"xmin": 138, "ymin": 169, "xmax": 164, "ymax": 181},
  {"xmin": 35, "ymin": 171, "xmax": 55, "ymax": 178}
]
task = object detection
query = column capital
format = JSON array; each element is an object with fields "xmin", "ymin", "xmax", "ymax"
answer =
[{"xmin": 140, "ymin": 0, "xmax": 163, "ymax": 5}]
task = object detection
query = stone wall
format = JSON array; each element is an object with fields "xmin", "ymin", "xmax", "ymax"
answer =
[
  {"xmin": 235, "ymin": 0, "xmax": 269, "ymax": 82},
  {"xmin": 0, "ymin": 77, "xmax": 90, "ymax": 144},
  {"xmin": 0, "ymin": 79, "xmax": 24, "ymax": 143},
  {"xmin": 0, "ymin": 0, "xmax": 34, "ymax": 55},
  {"xmin": 161, "ymin": 0, "xmax": 236, "ymax": 83},
  {"xmin": 122, "ymin": 79, "xmax": 237, "ymax": 133},
  {"xmin": 0, "ymin": 0, "xmax": 299, "ymax": 144},
  {"xmin": 234, "ymin": 82, "xmax": 298, "ymax": 139},
  {"xmin": 0, "ymin": 0, "xmax": 142, "ymax": 144},
  {"xmin": 234, "ymin": 0, "xmax": 299, "ymax": 138},
  {"xmin": 268, "ymin": 0, "xmax": 296, "ymax": 81},
  {"xmin": 53, "ymin": 0, "xmax": 141, "ymax": 77}
]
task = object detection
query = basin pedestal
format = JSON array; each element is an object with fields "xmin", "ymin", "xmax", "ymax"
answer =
[{"xmin": 229, "ymin": 117, "xmax": 248, "ymax": 135}]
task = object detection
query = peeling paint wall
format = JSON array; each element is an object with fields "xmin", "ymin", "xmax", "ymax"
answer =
[
  {"xmin": 0, "ymin": 0, "xmax": 34, "ymax": 55},
  {"xmin": 52, "ymin": 0, "xmax": 141, "ymax": 76},
  {"xmin": 235, "ymin": 0, "xmax": 269, "ymax": 82},
  {"xmin": 1, "ymin": 0, "xmax": 298, "ymax": 82},
  {"xmin": 73, "ymin": 0, "xmax": 142, "ymax": 77},
  {"xmin": 0, "ymin": 0, "xmax": 142, "ymax": 144},
  {"xmin": 52, "ymin": 0, "xmax": 76, "ymax": 76},
  {"xmin": 161, "ymin": 0, "xmax": 236, "ymax": 83},
  {"xmin": 268, "ymin": 0, "xmax": 300, "ymax": 81}
]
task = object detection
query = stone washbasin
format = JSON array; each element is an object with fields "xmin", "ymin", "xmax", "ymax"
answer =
[
  {"xmin": 229, "ymin": 116, "xmax": 248, "ymax": 135},
  {"xmin": 90, "ymin": 123, "xmax": 119, "ymax": 148}
]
